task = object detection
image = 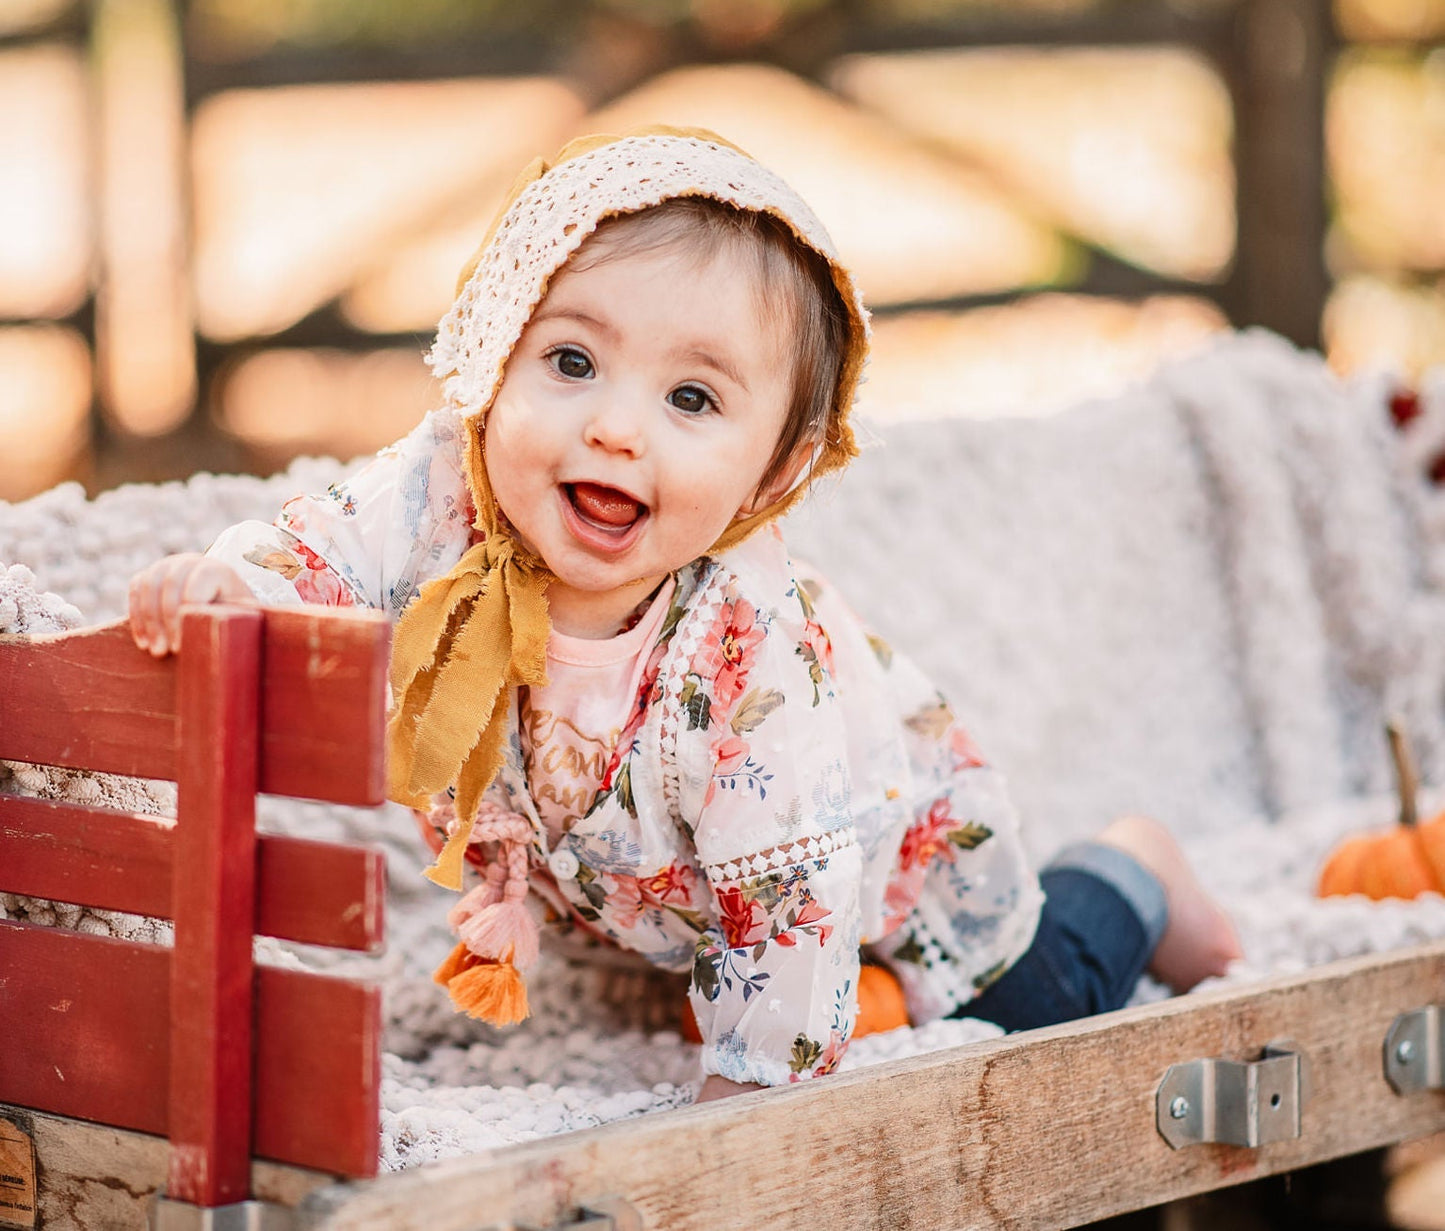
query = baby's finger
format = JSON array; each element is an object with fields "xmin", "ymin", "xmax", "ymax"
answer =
[
  {"xmin": 155, "ymin": 558, "xmax": 199, "ymax": 653},
  {"xmin": 128, "ymin": 564, "xmax": 169, "ymax": 655},
  {"xmin": 173, "ymin": 559, "xmax": 255, "ymax": 649},
  {"xmin": 179, "ymin": 562, "xmax": 235, "ymax": 611}
]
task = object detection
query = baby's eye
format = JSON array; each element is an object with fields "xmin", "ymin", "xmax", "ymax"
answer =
[
  {"xmin": 667, "ymin": 384, "xmax": 715, "ymax": 415},
  {"xmin": 548, "ymin": 347, "xmax": 593, "ymax": 380}
]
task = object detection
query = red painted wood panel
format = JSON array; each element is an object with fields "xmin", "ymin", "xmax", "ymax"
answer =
[
  {"xmin": 254, "ymin": 832, "xmax": 386, "ymax": 953},
  {"xmin": 0, "ymin": 795, "xmax": 173, "ymax": 918},
  {"xmin": 0, "ymin": 921, "xmax": 381, "ymax": 1178},
  {"xmin": 0, "ymin": 622, "xmax": 176, "ymax": 779},
  {"xmin": 168, "ymin": 607, "xmax": 261, "ymax": 1206},
  {"xmin": 0, "ymin": 795, "xmax": 386, "ymax": 952},
  {"xmin": 253, "ymin": 965, "xmax": 381, "ymax": 1179},
  {"xmin": 0, "ymin": 920, "xmax": 170, "ymax": 1134},
  {"xmin": 0, "ymin": 604, "xmax": 391, "ymax": 1191},
  {"xmin": 257, "ymin": 606, "xmax": 391, "ymax": 807},
  {"xmin": 0, "ymin": 606, "xmax": 390, "ymax": 805}
]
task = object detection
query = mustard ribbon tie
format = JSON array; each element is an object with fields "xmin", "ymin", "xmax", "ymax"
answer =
[{"xmin": 387, "ymin": 533, "xmax": 550, "ymax": 890}]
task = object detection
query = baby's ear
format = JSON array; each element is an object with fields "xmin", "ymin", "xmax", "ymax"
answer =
[{"xmin": 738, "ymin": 447, "xmax": 811, "ymax": 517}]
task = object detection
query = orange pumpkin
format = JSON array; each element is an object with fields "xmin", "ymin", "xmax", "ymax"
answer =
[
  {"xmin": 679, "ymin": 962, "xmax": 910, "ymax": 1045},
  {"xmin": 1317, "ymin": 721, "xmax": 1445, "ymax": 900}
]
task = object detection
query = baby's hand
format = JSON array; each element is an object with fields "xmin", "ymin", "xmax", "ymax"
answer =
[{"xmin": 128, "ymin": 554, "xmax": 256, "ymax": 656}]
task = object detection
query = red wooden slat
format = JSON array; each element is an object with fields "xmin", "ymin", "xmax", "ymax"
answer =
[
  {"xmin": 253, "ymin": 965, "xmax": 381, "ymax": 1179},
  {"xmin": 0, "ymin": 920, "xmax": 170, "ymax": 1134},
  {"xmin": 0, "ymin": 607, "xmax": 390, "ymax": 806},
  {"xmin": 0, "ymin": 796, "xmax": 173, "ymax": 918},
  {"xmin": 255, "ymin": 833, "xmax": 386, "ymax": 953},
  {"xmin": 258, "ymin": 606, "xmax": 391, "ymax": 806},
  {"xmin": 0, "ymin": 921, "xmax": 380, "ymax": 1179},
  {"xmin": 168, "ymin": 607, "xmax": 261, "ymax": 1207},
  {"xmin": 0, "ymin": 622, "xmax": 176, "ymax": 779},
  {"xmin": 0, "ymin": 796, "xmax": 385, "ymax": 952}
]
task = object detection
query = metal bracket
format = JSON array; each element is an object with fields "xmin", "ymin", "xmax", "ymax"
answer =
[
  {"xmin": 1385, "ymin": 1005, "xmax": 1445, "ymax": 1094},
  {"xmin": 1156, "ymin": 1043, "xmax": 1303, "ymax": 1149},
  {"xmin": 533, "ymin": 1212, "xmax": 615, "ymax": 1231},
  {"xmin": 150, "ymin": 1197, "xmax": 294, "ymax": 1231},
  {"xmin": 514, "ymin": 1198, "xmax": 639, "ymax": 1231}
]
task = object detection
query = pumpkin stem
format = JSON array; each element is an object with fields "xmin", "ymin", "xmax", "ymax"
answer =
[{"xmin": 1388, "ymin": 717, "xmax": 1419, "ymax": 829}]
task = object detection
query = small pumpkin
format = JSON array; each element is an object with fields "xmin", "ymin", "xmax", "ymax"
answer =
[
  {"xmin": 680, "ymin": 962, "xmax": 910, "ymax": 1045},
  {"xmin": 1317, "ymin": 720, "xmax": 1445, "ymax": 900}
]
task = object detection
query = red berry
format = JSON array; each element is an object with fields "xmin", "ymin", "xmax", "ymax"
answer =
[
  {"xmin": 1428, "ymin": 451, "xmax": 1445, "ymax": 485},
  {"xmin": 1390, "ymin": 387, "xmax": 1423, "ymax": 430}
]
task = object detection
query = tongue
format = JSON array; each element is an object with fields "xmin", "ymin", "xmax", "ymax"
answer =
[{"xmin": 571, "ymin": 483, "xmax": 642, "ymax": 528}]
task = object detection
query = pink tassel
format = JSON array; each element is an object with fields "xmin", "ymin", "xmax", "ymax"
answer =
[
  {"xmin": 457, "ymin": 898, "xmax": 540, "ymax": 970},
  {"xmin": 447, "ymin": 864, "xmax": 506, "ymax": 929}
]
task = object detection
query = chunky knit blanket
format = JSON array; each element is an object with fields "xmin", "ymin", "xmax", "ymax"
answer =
[{"xmin": 4, "ymin": 330, "xmax": 1445, "ymax": 1169}]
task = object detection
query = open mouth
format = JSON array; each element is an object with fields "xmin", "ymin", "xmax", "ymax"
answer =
[{"xmin": 563, "ymin": 482, "xmax": 648, "ymax": 546}]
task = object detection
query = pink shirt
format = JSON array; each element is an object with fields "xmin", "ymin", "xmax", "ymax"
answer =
[{"xmin": 520, "ymin": 579, "xmax": 677, "ymax": 845}]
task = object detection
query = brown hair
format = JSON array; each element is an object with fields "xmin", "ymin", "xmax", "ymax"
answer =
[{"xmin": 573, "ymin": 197, "xmax": 850, "ymax": 501}]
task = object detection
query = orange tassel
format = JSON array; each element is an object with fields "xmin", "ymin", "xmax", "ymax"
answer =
[
  {"xmin": 433, "ymin": 940, "xmax": 474, "ymax": 986},
  {"xmin": 434, "ymin": 942, "xmax": 531, "ymax": 1025}
]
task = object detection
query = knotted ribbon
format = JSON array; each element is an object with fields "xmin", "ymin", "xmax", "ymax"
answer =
[{"xmin": 387, "ymin": 424, "xmax": 550, "ymax": 892}]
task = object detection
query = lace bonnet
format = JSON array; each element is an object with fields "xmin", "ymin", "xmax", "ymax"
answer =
[{"xmin": 429, "ymin": 124, "xmax": 869, "ymax": 517}]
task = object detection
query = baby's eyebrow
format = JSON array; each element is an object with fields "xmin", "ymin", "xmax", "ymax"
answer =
[
  {"xmin": 675, "ymin": 347, "xmax": 750, "ymax": 394},
  {"xmin": 531, "ymin": 304, "xmax": 614, "ymax": 337}
]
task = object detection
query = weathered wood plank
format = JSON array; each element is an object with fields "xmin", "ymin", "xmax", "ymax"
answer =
[
  {"xmin": 255, "ymin": 834, "xmax": 387, "ymax": 953},
  {"xmin": 0, "ymin": 796, "xmax": 173, "ymax": 918},
  {"xmin": 0, "ymin": 1106, "xmax": 336, "ymax": 1231},
  {"xmin": 297, "ymin": 942, "xmax": 1445, "ymax": 1231},
  {"xmin": 0, "ymin": 796, "xmax": 385, "ymax": 952},
  {"xmin": 0, "ymin": 922, "xmax": 170, "ymax": 1134},
  {"xmin": 256, "ymin": 606, "xmax": 391, "ymax": 807},
  {"xmin": 0, "ymin": 922, "xmax": 381, "ymax": 1180},
  {"xmin": 254, "ymin": 967, "xmax": 382, "ymax": 1180},
  {"xmin": 0, "ymin": 608, "xmax": 390, "ymax": 805},
  {"xmin": 167, "ymin": 606, "xmax": 262, "ymax": 1206},
  {"xmin": 0, "ymin": 795, "xmax": 385, "ymax": 952},
  {"xmin": 0, "ymin": 621, "xmax": 176, "ymax": 780}
]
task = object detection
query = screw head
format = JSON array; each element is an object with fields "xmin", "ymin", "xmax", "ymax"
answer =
[
  {"xmin": 1169, "ymin": 1095, "xmax": 1190, "ymax": 1120},
  {"xmin": 1397, "ymin": 1039, "xmax": 1417, "ymax": 1065}
]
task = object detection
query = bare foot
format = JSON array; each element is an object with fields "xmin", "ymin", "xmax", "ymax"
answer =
[{"xmin": 1096, "ymin": 815, "xmax": 1243, "ymax": 994}]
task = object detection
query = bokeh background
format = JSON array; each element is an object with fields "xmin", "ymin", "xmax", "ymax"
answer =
[{"xmin": 1, "ymin": 0, "xmax": 1442, "ymax": 503}]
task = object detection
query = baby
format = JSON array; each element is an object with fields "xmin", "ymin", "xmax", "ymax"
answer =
[{"xmin": 129, "ymin": 127, "xmax": 1239, "ymax": 1102}]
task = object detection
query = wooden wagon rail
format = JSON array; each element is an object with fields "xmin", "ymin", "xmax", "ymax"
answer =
[
  {"xmin": 6, "ymin": 942, "xmax": 1445, "ymax": 1228},
  {"xmin": 288, "ymin": 942, "xmax": 1445, "ymax": 1231},
  {"xmin": 0, "ymin": 608, "xmax": 391, "ymax": 1222}
]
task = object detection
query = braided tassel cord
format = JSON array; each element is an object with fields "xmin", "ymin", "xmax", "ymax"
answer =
[{"xmin": 432, "ymin": 802, "xmax": 541, "ymax": 1026}]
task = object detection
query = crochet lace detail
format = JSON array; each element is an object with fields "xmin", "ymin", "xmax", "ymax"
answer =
[
  {"xmin": 659, "ymin": 564, "xmax": 727, "ymax": 826},
  {"xmin": 706, "ymin": 829, "xmax": 857, "ymax": 884},
  {"xmin": 427, "ymin": 133, "xmax": 868, "ymax": 422}
]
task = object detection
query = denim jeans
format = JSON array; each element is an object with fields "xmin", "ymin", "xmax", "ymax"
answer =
[{"xmin": 954, "ymin": 842, "xmax": 1168, "ymax": 1032}]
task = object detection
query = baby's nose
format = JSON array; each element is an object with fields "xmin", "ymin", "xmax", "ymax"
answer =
[{"xmin": 583, "ymin": 403, "xmax": 647, "ymax": 455}]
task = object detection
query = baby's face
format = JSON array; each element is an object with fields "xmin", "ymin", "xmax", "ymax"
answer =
[{"xmin": 484, "ymin": 235, "xmax": 794, "ymax": 637}]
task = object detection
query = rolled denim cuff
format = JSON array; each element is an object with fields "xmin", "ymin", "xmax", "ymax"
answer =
[{"xmin": 1045, "ymin": 841, "xmax": 1167, "ymax": 952}]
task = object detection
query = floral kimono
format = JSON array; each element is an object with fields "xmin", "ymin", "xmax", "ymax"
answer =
[{"xmin": 208, "ymin": 408, "xmax": 1044, "ymax": 1085}]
